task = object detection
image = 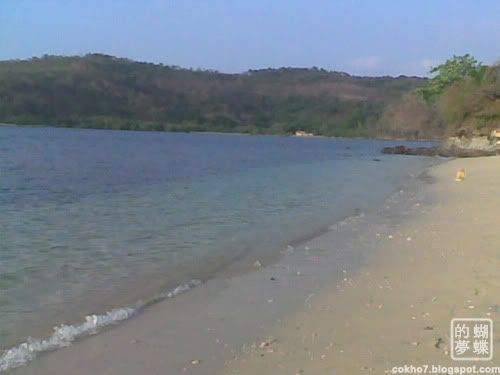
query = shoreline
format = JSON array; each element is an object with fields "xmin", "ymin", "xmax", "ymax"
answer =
[
  {"xmin": 0, "ymin": 128, "xmax": 439, "ymax": 372},
  {"xmin": 0, "ymin": 154, "xmax": 434, "ymax": 357},
  {"xmin": 5, "ymin": 156, "xmax": 446, "ymax": 375},
  {"xmin": 226, "ymin": 156, "xmax": 500, "ymax": 374},
  {"xmin": 0, "ymin": 123, "xmax": 442, "ymax": 142}
]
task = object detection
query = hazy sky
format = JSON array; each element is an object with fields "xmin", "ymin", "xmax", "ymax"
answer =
[{"xmin": 1, "ymin": 0, "xmax": 499, "ymax": 76}]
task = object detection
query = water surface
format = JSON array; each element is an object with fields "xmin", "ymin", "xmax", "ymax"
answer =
[{"xmin": 0, "ymin": 127, "xmax": 436, "ymax": 351}]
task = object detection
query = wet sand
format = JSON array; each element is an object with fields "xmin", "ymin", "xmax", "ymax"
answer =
[{"xmin": 10, "ymin": 156, "xmax": 499, "ymax": 374}]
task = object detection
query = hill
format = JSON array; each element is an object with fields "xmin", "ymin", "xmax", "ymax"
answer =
[{"xmin": 0, "ymin": 54, "xmax": 428, "ymax": 137}]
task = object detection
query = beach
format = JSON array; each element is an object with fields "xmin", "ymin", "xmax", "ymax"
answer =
[
  {"xmin": 225, "ymin": 156, "xmax": 500, "ymax": 374},
  {"xmin": 8, "ymin": 156, "xmax": 500, "ymax": 374}
]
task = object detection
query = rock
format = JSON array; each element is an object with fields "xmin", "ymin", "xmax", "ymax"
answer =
[
  {"xmin": 438, "ymin": 145, "xmax": 497, "ymax": 157},
  {"xmin": 435, "ymin": 337, "xmax": 444, "ymax": 349},
  {"xmin": 381, "ymin": 136, "xmax": 498, "ymax": 158},
  {"xmin": 259, "ymin": 339, "xmax": 276, "ymax": 348},
  {"xmin": 441, "ymin": 136, "xmax": 497, "ymax": 152},
  {"xmin": 381, "ymin": 145, "xmax": 439, "ymax": 156}
]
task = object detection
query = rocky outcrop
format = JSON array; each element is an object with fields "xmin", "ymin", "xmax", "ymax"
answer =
[
  {"xmin": 382, "ymin": 136, "xmax": 499, "ymax": 157},
  {"xmin": 440, "ymin": 136, "xmax": 497, "ymax": 152},
  {"xmin": 381, "ymin": 145, "xmax": 440, "ymax": 156},
  {"xmin": 437, "ymin": 146, "xmax": 498, "ymax": 157}
]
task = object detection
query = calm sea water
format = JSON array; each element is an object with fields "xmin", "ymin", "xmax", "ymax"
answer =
[{"xmin": 0, "ymin": 126, "xmax": 436, "ymax": 354}]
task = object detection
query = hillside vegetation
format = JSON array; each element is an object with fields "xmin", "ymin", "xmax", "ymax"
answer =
[
  {"xmin": 1, "ymin": 54, "xmax": 497, "ymax": 139},
  {"xmin": 0, "ymin": 54, "xmax": 426, "ymax": 137},
  {"xmin": 380, "ymin": 55, "xmax": 499, "ymax": 139}
]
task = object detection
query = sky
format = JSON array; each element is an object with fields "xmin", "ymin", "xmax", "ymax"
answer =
[{"xmin": 1, "ymin": 0, "xmax": 499, "ymax": 77}]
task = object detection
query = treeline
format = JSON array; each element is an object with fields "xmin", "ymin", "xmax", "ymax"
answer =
[
  {"xmin": 379, "ymin": 55, "xmax": 499, "ymax": 139},
  {"xmin": 0, "ymin": 54, "xmax": 427, "ymax": 137}
]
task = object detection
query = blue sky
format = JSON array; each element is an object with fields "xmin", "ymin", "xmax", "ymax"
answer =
[{"xmin": 1, "ymin": 0, "xmax": 499, "ymax": 76}]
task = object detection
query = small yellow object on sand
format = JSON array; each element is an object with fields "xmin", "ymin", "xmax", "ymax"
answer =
[{"xmin": 455, "ymin": 168, "xmax": 466, "ymax": 181}]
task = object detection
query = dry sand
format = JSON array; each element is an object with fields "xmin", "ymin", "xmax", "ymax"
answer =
[{"xmin": 9, "ymin": 156, "xmax": 499, "ymax": 375}]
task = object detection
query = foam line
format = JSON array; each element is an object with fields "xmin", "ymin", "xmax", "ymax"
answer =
[{"xmin": 0, "ymin": 279, "xmax": 202, "ymax": 372}]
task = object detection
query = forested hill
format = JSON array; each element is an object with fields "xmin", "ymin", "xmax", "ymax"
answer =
[{"xmin": 0, "ymin": 54, "xmax": 428, "ymax": 137}]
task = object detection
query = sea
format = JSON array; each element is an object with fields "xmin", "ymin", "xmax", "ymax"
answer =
[{"xmin": 0, "ymin": 126, "xmax": 437, "ymax": 371}]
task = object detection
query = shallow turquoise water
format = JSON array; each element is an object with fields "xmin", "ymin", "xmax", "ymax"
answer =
[{"xmin": 0, "ymin": 126, "xmax": 436, "ymax": 351}]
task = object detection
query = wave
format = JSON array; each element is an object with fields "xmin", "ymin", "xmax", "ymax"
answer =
[
  {"xmin": 328, "ymin": 210, "xmax": 365, "ymax": 230},
  {"xmin": 0, "ymin": 279, "xmax": 202, "ymax": 373}
]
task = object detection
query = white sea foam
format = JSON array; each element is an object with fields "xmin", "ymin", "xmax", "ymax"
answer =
[
  {"xmin": 329, "ymin": 210, "xmax": 365, "ymax": 230},
  {"xmin": 160, "ymin": 279, "xmax": 202, "ymax": 299},
  {"xmin": 0, "ymin": 279, "xmax": 202, "ymax": 373},
  {"xmin": 0, "ymin": 308, "xmax": 135, "ymax": 372}
]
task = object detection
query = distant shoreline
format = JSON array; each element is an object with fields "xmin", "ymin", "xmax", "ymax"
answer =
[{"xmin": 0, "ymin": 122, "xmax": 442, "ymax": 143}]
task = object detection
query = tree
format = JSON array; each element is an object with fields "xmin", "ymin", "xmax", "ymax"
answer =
[
  {"xmin": 435, "ymin": 63, "xmax": 500, "ymax": 135},
  {"xmin": 419, "ymin": 54, "xmax": 482, "ymax": 101}
]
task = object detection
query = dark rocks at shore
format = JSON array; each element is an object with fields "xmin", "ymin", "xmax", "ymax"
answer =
[
  {"xmin": 381, "ymin": 145, "xmax": 498, "ymax": 158},
  {"xmin": 382, "ymin": 145, "xmax": 439, "ymax": 156}
]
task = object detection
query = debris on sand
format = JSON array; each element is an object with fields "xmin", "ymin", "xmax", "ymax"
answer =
[
  {"xmin": 259, "ymin": 338, "xmax": 277, "ymax": 351},
  {"xmin": 435, "ymin": 337, "xmax": 444, "ymax": 349},
  {"xmin": 455, "ymin": 168, "xmax": 466, "ymax": 181}
]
